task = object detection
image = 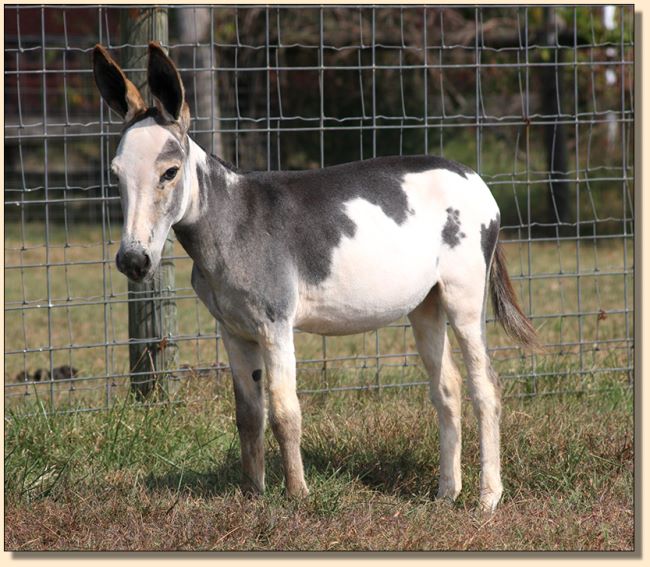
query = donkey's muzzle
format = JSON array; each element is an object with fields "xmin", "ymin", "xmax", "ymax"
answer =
[{"xmin": 116, "ymin": 246, "xmax": 152, "ymax": 282}]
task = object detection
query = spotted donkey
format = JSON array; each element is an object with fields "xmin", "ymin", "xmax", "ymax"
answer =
[{"xmin": 94, "ymin": 42, "xmax": 538, "ymax": 513}]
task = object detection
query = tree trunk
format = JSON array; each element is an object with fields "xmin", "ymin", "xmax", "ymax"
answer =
[
  {"xmin": 541, "ymin": 10, "xmax": 571, "ymax": 234},
  {"xmin": 176, "ymin": 7, "xmax": 223, "ymax": 157}
]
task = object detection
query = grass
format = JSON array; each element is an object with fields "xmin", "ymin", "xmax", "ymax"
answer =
[{"xmin": 4, "ymin": 384, "xmax": 633, "ymax": 551}]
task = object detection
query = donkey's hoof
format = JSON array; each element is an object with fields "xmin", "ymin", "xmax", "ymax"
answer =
[
  {"xmin": 478, "ymin": 490, "xmax": 502, "ymax": 515},
  {"xmin": 436, "ymin": 484, "xmax": 461, "ymax": 503},
  {"xmin": 241, "ymin": 481, "xmax": 265, "ymax": 497},
  {"xmin": 287, "ymin": 483, "xmax": 310, "ymax": 499}
]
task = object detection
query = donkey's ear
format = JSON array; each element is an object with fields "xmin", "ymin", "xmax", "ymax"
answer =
[
  {"xmin": 93, "ymin": 44, "xmax": 146, "ymax": 122},
  {"xmin": 147, "ymin": 42, "xmax": 186, "ymax": 124}
]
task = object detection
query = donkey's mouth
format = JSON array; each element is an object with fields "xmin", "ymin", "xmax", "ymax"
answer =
[{"xmin": 122, "ymin": 269, "xmax": 156, "ymax": 284}]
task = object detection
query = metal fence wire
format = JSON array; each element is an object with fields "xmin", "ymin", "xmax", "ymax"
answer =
[{"xmin": 4, "ymin": 5, "xmax": 634, "ymax": 414}]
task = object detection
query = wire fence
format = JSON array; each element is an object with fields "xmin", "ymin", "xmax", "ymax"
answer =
[{"xmin": 4, "ymin": 4, "xmax": 634, "ymax": 414}]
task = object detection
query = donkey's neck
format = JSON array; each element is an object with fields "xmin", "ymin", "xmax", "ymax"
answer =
[
  {"xmin": 177, "ymin": 138, "xmax": 234, "ymax": 223},
  {"xmin": 173, "ymin": 136, "xmax": 239, "ymax": 270}
]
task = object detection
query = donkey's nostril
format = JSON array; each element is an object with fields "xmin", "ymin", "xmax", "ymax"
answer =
[{"xmin": 118, "ymin": 248, "xmax": 151, "ymax": 281}]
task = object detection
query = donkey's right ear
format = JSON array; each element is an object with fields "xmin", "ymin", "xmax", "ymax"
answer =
[{"xmin": 93, "ymin": 44, "xmax": 146, "ymax": 122}]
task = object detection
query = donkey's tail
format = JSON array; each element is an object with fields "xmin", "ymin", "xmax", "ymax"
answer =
[{"xmin": 489, "ymin": 242, "xmax": 542, "ymax": 351}]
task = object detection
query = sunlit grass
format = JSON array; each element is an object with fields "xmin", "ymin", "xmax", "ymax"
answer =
[{"xmin": 4, "ymin": 222, "xmax": 634, "ymax": 551}]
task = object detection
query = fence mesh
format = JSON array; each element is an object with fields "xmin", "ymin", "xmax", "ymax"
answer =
[{"xmin": 4, "ymin": 5, "xmax": 634, "ymax": 413}]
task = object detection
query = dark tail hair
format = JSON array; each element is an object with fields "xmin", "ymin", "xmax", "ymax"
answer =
[{"xmin": 489, "ymin": 242, "xmax": 542, "ymax": 352}]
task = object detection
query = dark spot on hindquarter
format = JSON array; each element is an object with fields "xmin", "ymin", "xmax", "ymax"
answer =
[
  {"xmin": 480, "ymin": 213, "xmax": 500, "ymax": 267},
  {"xmin": 442, "ymin": 207, "xmax": 466, "ymax": 248},
  {"xmin": 252, "ymin": 369, "xmax": 262, "ymax": 382}
]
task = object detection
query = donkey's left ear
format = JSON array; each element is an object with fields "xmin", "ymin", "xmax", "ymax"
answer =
[{"xmin": 147, "ymin": 42, "xmax": 189, "ymax": 129}]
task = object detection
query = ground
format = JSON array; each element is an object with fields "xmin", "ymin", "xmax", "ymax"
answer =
[{"xmin": 5, "ymin": 384, "xmax": 633, "ymax": 551}]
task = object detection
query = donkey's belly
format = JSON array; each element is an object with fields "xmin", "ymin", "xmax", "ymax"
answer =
[{"xmin": 295, "ymin": 198, "xmax": 440, "ymax": 336}]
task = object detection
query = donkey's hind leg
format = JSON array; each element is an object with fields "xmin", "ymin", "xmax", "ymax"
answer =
[
  {"xmin": 408, "ymin": 285, "xmax": 463, "ymax": 502},
  {"xmin": 440, "ymin": 268, "xmax": 502, "ymax": 513}
]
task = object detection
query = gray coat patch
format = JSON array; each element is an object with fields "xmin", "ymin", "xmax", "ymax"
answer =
[
  {"xmin": 233, "ymin": 156, "xmax": 474, "ymax": 285},
  {"xmin": 156, "ymin": 138, "xmax": 185, "ymax": 164},
  {"xmin": 480, "ymin": 214, "xmax": 500, "ymax": 267},
  {"xmin": 442, "ymin": 207, "xmax": 466, "ymax": 248}
]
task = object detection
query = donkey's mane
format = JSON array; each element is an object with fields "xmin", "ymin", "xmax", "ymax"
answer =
[
  {"xmin": 211, "ymin": 154, "xmax": 240, "ymax": 174},
  {"xmin": 121, "ymin": 106, "xmax": 168, "ymax": 132}
]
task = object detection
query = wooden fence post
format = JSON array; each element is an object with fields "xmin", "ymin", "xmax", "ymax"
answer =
[{"xmin": 121, "ymin": 7, "xmax": 179, "ymax": 400}]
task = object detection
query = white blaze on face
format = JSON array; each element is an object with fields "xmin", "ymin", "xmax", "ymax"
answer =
[{"xmin": 111, "ymin": 117, "xmax": 185, "ymax": 263}]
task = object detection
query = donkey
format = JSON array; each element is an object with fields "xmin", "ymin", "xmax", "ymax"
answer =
[{"xmin": 93, "ymin": 42, "xmax": 538, "ymax": 513}]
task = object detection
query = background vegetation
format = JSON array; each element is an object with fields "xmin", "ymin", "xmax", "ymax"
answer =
[
  {"xmin": 5, "ymin": 6, "xmax": 634, "ymax": 232},
  {"xmin": 4, "ymin": 222, "xmax": 633, "ymax": 410}
]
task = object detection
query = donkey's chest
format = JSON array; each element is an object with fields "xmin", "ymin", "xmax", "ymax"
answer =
[
  {"xmin": 294, "ymin": 198, "xmax": 441, "ymax": 335},
  {"xmin": 190, "ymin": 263, "xmax": 279, "ymax": 340}
]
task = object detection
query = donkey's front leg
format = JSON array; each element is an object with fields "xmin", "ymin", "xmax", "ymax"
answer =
[
  {"xmin": 222, "ymin": 330, "xmax": 266, "ymax": 494},
  {"xmin": 261, "ymin": 327, "xmax": 309, "ymax": 497}
]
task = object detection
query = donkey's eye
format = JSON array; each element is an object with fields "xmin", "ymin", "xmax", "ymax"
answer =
[{"xmin": 161, "ymin": 167, "xmax": 179, "ymax": 182}]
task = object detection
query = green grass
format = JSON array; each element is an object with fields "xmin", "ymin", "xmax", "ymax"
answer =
[{"xmin": 4, "ymin": 384, "xmax": 633, "ymax": 551}]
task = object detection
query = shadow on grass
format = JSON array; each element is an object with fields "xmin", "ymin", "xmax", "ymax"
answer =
[
  {"xmin": 141, "ymin": 441, "xmax": 441, "ymax": 501},
  {"xmin": 142, "ymin": 451, "xmax": 289, "ymax": 499},
  {"xmin": 143, "ymin": 452, "xmax": 242, "ymax": 498},
  {"xmin": 302, "ymin": 444, "xmax": 441, "ymax": 500}
]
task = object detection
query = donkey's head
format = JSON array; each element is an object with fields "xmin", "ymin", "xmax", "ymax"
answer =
[{"xmin": 93, "ymin": 43, "xmax": 191, "ymax": 283}]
